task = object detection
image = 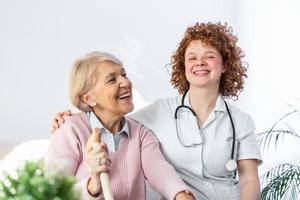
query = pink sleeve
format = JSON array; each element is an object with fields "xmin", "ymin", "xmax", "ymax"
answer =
[
  {"xmin": 75, "ymin": 177, "xmax": 101, "ymax": 200},
  {"xmin": 140, "ymin": 128, "xmax": 190, "ymax": 200},
  {"xmin": 44, "ymin": 121, "xmax": 82, "ymax": 175},
  {"xmin": 44, "ymin": 120, "xmax": 103, "ymax": 200}
]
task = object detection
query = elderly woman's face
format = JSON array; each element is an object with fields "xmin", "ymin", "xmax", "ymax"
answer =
[{"xmin": 88, "ymin": 61, "xmax": 134, "ymax": 117}]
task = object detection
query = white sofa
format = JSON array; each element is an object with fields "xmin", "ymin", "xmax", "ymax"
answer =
[{"xmin": 0, "ymin": 139, "xmax": 50, "ymax": 179}]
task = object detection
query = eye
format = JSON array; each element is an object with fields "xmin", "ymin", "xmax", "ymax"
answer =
[
  {"xmin": 107, "ymin": 77, "xmax": 116, "ymax": 83},
  {"xmin": 187, "ymin": 57, "xmax": 197, "ymax": 60},
  {"xmin": 205, "ymin": 55, "xmax": 216, "ymax": 59},
  {"xmin": 121, "ymin": 73, "xmax": 127, "ymax": 78}
]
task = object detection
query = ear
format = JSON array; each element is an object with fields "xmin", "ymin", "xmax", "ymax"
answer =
[{"xmin": 81, "ymin": 91, "xmax": 96, "ymax": 107}]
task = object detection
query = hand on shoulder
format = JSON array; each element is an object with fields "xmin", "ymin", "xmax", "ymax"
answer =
[{"xmin": 50, "ymin": 109, "xmax": 72, "ymax": 134}]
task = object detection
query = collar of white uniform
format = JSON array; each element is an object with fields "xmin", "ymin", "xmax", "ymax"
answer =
[
  {"xmin": 87, "ymin": 111, "xmax": 131, "ymax": 139},
  {"xmin": 184, "ymin": 91, "xmax": 226, "ymax": 113}
]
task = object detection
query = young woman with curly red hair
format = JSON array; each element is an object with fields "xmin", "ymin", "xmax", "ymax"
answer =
[{"xmin": 51, "ymin": 22, "xmax": 262, "ymax": 200}]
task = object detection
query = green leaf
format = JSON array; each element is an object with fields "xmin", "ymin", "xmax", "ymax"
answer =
[
  {"xmin": 0, "ymin": 161, "xmax": 79, "ymax": 200},
  {"xmin": 260, "ymin": 163, "xmax": 300, "ymax": 200}
]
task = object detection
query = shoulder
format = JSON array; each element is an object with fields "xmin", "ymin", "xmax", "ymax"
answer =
[
  {"xmin": 53, "ymin": 112, "xmax": 91, "ymax": 138},
  {"xmin": 154, "ymin": 96, "xmax": 181, "ymax": 110},
  {"xmin": 226, "ymin": 102, "xmax": 253, "ymax": 121},
  {"xmin": 126, "ymin": 118, "xmax": 157, "ymax": 141},
  {"xmin": 129, "ymin": 95, "xmax": 180, "ymax": 123},
  {"xmin": 127, "ymin": 117, "xmax": 151, "ymax": 134},
  {"xmin": 63, "ymin": 112, "xmax": 89, "ymax": 125},
  {"xmin": 225, "ymin": 102, "xmax": 255, "ymax": 133}
]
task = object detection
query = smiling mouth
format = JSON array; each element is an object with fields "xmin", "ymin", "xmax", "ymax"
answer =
[
  {"xmin": 193, "ymin": 69, "xmax": 210, "ymax": 76},
  {"xmin": 117, "ymin": 92, "xmax": 131, "ymax": 100}
]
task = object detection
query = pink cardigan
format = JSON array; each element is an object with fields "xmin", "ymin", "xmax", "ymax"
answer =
[{"xmin": 44, "ymin": 112, "xmax": 189, "ymax": 200}]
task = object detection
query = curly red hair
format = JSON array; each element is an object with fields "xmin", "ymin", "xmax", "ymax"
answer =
[{"xmin": 170, "ymin": 22, "xmax": 247, "ymax": 99}]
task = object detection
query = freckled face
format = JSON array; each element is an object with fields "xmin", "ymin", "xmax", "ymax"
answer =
[{"xmin": 184, "ymin": 40, "xmax": 225, "ymax": 89}]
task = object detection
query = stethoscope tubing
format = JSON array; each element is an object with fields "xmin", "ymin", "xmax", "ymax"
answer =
[{"xmin": 174, "ymin": 90, "xmax": 237, "ymax": 177}]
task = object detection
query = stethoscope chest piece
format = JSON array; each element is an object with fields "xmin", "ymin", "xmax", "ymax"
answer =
[
  {"xmin": 176, "ymin": 90, "xmax": 238, "ymax": 177},
  {"xmin": 225, "ymin": 159, "xmax": 237, "ymax": 172}
]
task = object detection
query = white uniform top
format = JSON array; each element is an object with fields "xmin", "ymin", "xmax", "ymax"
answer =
[{"xmin": 130, "ymin": 93, "xmax": 262, "ymax": 200}]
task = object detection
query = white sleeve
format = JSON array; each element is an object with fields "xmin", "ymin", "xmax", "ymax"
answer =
[
  {"xmin": 236, "ymin": 114, "xmax": 263, "ymax": 165},
  {"xmin": 129, "ymin": 100, "xmax": 162, "ymax": 131}
]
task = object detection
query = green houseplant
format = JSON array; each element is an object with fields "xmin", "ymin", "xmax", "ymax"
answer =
[
  {"xmin": 0, "ymin": 161, "xmax": 79, "ymax": 200},
  {"xmin": 258, "ymin": 106, "xmax": 300, "ymax": 200}
]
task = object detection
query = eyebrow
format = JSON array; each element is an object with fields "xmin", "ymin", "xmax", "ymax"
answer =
[
  {"xmin": 205, "ymin": 51, "xmax": 218, "ymax": 55},
  {"xmin": 104, "ymin": 68, "xmax": 126, "ymax": 79},
  {"xmin": 185, "ymin": 51, "xmax": 218, "ymax": 56}
]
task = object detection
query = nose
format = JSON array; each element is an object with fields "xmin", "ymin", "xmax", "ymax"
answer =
[
  {"xmin": 195, "ymin": 57, "xmax": 205, "ymax": 67},
  {"xmin": 119, "ymin": 76, "xmax": 131, "ymax": 88}
]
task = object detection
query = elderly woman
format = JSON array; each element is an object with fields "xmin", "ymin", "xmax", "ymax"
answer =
[{"xmin": 44, "ymin": 52, "xmax": 194, "ymax": 200}]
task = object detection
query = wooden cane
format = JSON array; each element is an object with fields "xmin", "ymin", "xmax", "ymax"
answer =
[{"xmin": 93, "ymin": 128, "xmax": 114, "ymax": 200}]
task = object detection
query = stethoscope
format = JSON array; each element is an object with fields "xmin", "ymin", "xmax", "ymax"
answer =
[{"xmin": 174, "ymin": 90, "xmax": 237, "ymax": 178}]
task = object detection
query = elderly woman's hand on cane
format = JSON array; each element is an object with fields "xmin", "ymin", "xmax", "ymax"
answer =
[{"xmin": 86, "ymin": 128, "xmax": 114, "ymax": 199}]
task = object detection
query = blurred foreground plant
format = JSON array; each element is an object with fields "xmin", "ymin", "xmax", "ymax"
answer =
[{"xmin": 0, "ymin": 161, "xmax": 79, "ymax": 200}]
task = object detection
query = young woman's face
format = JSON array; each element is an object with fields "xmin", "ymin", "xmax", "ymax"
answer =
[
  {"xmin": 184, "ymin": 40, "xmax": 225, "ymax": 90},
  {"xmin": 85, "ymin": 61, "xmax": 134, "ymax": 118}
]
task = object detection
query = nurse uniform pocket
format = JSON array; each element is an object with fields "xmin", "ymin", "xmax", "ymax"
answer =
[
  {"xmin": 214, "ymin": 183, "xmax": 240, "ymax": 200},
  {"xmin": 204, "ymin": 140, "xmax": 236, "ymax": 178}
]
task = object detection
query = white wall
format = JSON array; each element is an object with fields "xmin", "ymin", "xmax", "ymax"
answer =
[
  {"xmin": 0, "ymin": 0, "xmax": 238, "ymax": 144},
  {"xmin": 235, "ymin": 0, "xmax": 300, "ymax": 133},
  {"xmin": 234, "ymin": 0, "xmax": 300, "ymax": 178},
  {"xmin": 1, "ymin": 0, "xmax": 300, "ymax": 147}
]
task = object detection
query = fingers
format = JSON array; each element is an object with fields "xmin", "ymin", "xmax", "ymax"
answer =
[
  {"xmin": 87, "ymin": 144, "xmax": 111, "ymax": 176},
  {"xmin": 98, "ymin": 156, "xmax": 111, "ymax": 166},
  {"xmin": 56, "ymin": 112, "xmax": 66, "ymax": 125},
  {"xmin": 94, "ymin": 153, "xmax": 111, "ymax": 166},
  {"xmin": 50, "ymin": 125, "xmax": 56, "ymax": 134},
  {"xmin": 64, "ymin": 109, "xmax": 72, "ymax": 116},
  {"xmin": 92, "ymin": 143, "xmax": 108, "ymax": 152},
  {"xmin": 92, "ymin": 143, "xmax": 110, "ymax": 160},
  {"xmin": 93, "ymin": 165, "xmax": 110, "ymax": 174},
  {"xmin": 90, "ymin": 164, "xmax": 111, "ymax": 178},
  {"xmin": 50, "ymin": 110, "xmax": 72, "ymax": 134},
  {"xmin": 86, "ymin": 128, "xmax": 111, "ymax": 177},
  {"xmin": 50, "ymin": 118, "xmax": 60, "ymax": 134}
]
